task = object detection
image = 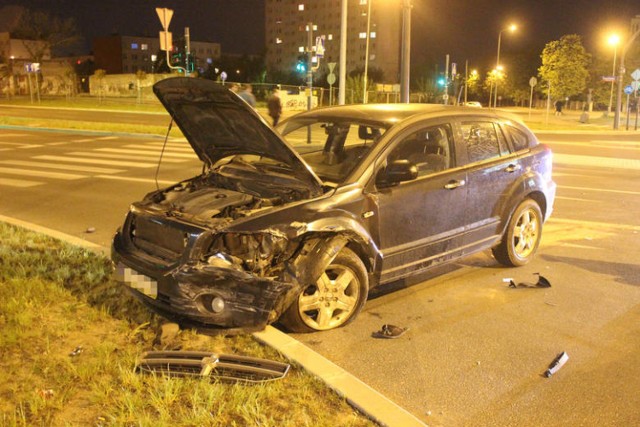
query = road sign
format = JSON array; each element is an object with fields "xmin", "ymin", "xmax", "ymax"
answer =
[
  {"xmin": 624, "ymin": 85, "xmax": 633, "ymax": 95},
  {"xmin": 156, "ymin": 8, "xmax": 173, "ymax": 30},
  {"xmin": 632, "ymin": 81, "xmax": 640, "ymax": 91},
  {"xmin": 529, "ymin": 77, "xmax": 537, "ymax": 87},
  {"xmin": 327, "ymin": 73, "xmax": 336, "ymax": 85},
  {"xmin": 315, "ymin": 35, "xmax": 325, "ymax": 58},
  {"xmin": 602, "ymin": 76, "xmax": 616, "ymax": 82},
  {"xmin": 328, "ymin": 62, "xmax": 336, "ymax": 72},
  {"xmin": 220, "ymin": 71, "xmax": 227, "ymax": 82},
  {"xmin": 631, "ymin": 68, "xmax": 640, "ymax": 81}
]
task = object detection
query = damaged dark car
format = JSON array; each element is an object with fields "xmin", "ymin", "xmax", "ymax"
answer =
[{"xmin": 112, "ymin": 77, "xmax": 556, "ymax": 333}]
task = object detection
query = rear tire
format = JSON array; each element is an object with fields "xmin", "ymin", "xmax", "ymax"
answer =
[
  {"xmin": 493, "ymin": 199, "xmax": 543, "ymax": 267},
  {"xmin": 280, "ymin": 247, "xmax": 368, "ymax": 333}
]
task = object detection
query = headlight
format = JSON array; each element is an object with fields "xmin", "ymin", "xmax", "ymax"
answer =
[{"xmin": 206, "ymin": 232, "xmax": 289, "ymax": 274}]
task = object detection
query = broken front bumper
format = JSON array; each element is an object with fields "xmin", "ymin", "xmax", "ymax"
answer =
[{"xmin": 112, "ymin": 235, "xmax": 294, "ymax": 332}]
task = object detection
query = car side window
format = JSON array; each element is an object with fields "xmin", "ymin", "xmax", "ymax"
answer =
[
  {"xmin": 387, "ymin": 124, "xmax": 452, "ymax": 176},
  {"xmin": 461, "ymin": 121, "xmax": 507, "ymax": 163},
  {"xmin": 505, "ymin": 124, "xmax": 530, "ymax": 151}
]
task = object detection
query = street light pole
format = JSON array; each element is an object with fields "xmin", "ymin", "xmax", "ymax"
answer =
[
  {"xmin": 400, "ymin": 0, "xmax": 411, "ymax": 103},
  {"xmin": 363, "ymin": 0, "xmax": 372, "ymax": 104},
  {"xmin": 494, "ymin": 24, "xmax": 516, "ymax": 108},
  {"xmin": 338, "ymin": 0, "xmax": 348, "ymax": 105},
  {"xmin": 607, "ymin": 34, "xmax": 620, "ymax": 116}
]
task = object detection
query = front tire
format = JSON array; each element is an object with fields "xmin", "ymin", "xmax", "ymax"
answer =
[
  {"xmin": 280, "ymin": 247, "xmax": 368, "ymax": 333},
  {"xmin": 493, "ymin": 199, "xmax": 543, "ymax": 267}
]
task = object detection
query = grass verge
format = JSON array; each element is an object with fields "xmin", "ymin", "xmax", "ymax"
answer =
[{"xmin": 0, "ymin": 222, "xmax": 374, "ymax": 427}]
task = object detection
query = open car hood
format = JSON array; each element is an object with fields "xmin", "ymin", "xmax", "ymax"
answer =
[{"xmin": 153, "ymin": 77, "xmax": 323, "ymax": 195}]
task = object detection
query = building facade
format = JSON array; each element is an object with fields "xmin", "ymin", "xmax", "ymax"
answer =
[
  {"xmin": 265, "ymin": 0, "xmax": 402, "ymax": 84},
  {"xmin": 93, "ymin": 35, "xmax": 221, "ymax": 75}
]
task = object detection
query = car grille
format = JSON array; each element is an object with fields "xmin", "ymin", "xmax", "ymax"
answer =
[{"xmin": 130, "ymin": 215, "xmax": 188, "ymax": 262}]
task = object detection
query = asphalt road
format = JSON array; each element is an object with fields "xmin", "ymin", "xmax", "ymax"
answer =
[{"xmin": 0, "ymin": 116, "xmax": 639, "ymax": 426}]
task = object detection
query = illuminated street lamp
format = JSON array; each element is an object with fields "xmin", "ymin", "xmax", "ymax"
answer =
[
  {"xmin": 493, "ymin": 24, "xmax": 516, "ymax": 108},
  {"xmin": 607, "ymin": 34, "xmax": 620, "ymax": 116}
]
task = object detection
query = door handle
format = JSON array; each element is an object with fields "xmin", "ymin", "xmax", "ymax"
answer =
[
  {"xmin": 505, "ymin": 164, "xmax": 521, "ymax": 173},
  {"xmin": 444, "ymin": 179, "xmax": 465, "ymax": 190}
]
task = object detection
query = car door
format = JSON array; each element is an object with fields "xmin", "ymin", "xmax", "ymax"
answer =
[
  {"xmin": 457, "ymin": 119, "xmax": 525, "ymax": 254},
  {"xmin": 365, "ymin": 122, "xmax": 468, "ymax": 284}
]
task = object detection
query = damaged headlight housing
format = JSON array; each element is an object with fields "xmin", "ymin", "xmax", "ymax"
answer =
[{"xmin": 206, "ymin": 232, "xmax": 289, "ymax": 275}]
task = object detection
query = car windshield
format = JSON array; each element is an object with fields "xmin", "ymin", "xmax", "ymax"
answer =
[{"xmin": 277, "ymin": 118, "xmax": 387, "ymax": 184}]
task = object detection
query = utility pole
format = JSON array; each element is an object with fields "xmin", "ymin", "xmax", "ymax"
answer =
[
  {"xmin": 400, "ymin": 0, "xmax": 411, "ymax": 103},
  {"xmin": 307, "ymin": 22, "xmax": 313, "ymax": 111},
  {"xmin": 614, "ymin": 28, "xmax": 640, "ymax": 130},
  {"xmin": 185, "ymin": 27, "xmax": 191, "ymax": 75},
  {"xmin": 338, "ymin": 0, "xmax": 347, "ymax": 105}
]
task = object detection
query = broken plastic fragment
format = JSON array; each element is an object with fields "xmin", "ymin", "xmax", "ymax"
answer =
[
  {"xmin": 69, "ymin": 345, "xmax": 83, "ymax": 357},
  {"xmin": 544, "ymin": 351, "xmax": 569, "ymax": 378},
  {"xmin": 372, "ymin": 324, "xmax": 408, "ymax": 339},
  {"xmin": 505, "ymin": 273, "xmax": 551, "ymax": 289}
]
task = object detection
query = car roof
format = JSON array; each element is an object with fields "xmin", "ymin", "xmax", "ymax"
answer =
[{"xmin": 284, "ymin": 103, "xmax": 526, "ymax": 128}]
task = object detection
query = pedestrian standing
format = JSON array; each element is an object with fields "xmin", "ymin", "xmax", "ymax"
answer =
[
  {"xmin": 267, "ymin": 87, "xmax": 283, "ymax": 126},
  {"xmin": 554, "ymin": 99, "xmax": 563, "ymax": 116},
  {"xmin": 238, "ymin": 84, "xmax": 257, "ymax": 108}
]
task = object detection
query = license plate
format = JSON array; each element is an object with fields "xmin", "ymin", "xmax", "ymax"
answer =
[{"xmin": 116, "ymin": 264, "xmax": 158, "ymax": 299}]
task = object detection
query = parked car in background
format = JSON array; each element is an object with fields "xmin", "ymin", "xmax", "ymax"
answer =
[
  {"xmin": 112, "ymin": 77, "xmax": 556, "ymax": 333},
  {"xmin": 463, "ymin": 101, "xmax": 483, "ymax": 108}
]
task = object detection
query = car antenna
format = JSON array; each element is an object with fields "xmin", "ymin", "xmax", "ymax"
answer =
[{"xmin": 155, "ymin": 118, "xmax": 174, "ymax": 192}]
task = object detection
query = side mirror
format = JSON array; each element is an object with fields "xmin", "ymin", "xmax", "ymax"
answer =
[{"xmin": 377, "ymin": 159, "xmax": 418, "ymax": 187}]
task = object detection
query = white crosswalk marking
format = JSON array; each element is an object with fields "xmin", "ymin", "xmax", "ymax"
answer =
[
  {"xmin": 0, "ymin": 177, "xmax": 42, "ymax": 187},
  {"xmin": 0, "ymin": 160, "xmax": 124, "ymax": 174},
  {"xmin": 68, "ymin": 151, "xmax": 186, "ymax": 163},
  {"xmin": 34, "ymin": 155, "xmax": 157, "ymax": 168},
  {"xmin": 94, "ymin": 148, "xmax": 197, "ymax": 158},
  {"xmin": 0, "ymin": 166, "xmax": 85, "ymax": 180},
  {"xmin": 124, "ymin": 144, "xmax": 194, "ymax": 153}
]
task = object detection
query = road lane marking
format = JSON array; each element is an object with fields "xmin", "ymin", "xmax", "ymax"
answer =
[
  {"xmin": 555, "ymin": 196, "xmax": 601, "ymax": 203},
  {"xmin": 559, "ymin": 185, "xmax": 640, "ymax": 196},
  {"xmin": 95, "ymin": 175, "xmax": 175, "ymax": 185},
  {"xmin": 67, "ymin": 151, "xmax": 186, "ymax": 163},
  {"xmin": 94, "ymin": 148, "xmax": 197, "ymax": 158},
  {"xmin": 34, "ymin": 155, "xmax": 156, "ymax": 168},
  {"xmin": 554, "ymin": 153, "xmax": 640, "ymax": 170},
  {"xmin": 0, "ymin": 177, "xmax": 42, "ymax": 187},
  {"xmin": 0, "ymin": 166, "xmax": 85, "ymax": 180},
  {"xmin": 543, "ymin": 139, "xmax": 640, "ymax": 149},
  {"xmin": 0, "ymin": 160, "xmax": 124, "ymax": 174},
  {"xmin": 548, "ymin": 217, "xmax": 640, "ymax": 232}
]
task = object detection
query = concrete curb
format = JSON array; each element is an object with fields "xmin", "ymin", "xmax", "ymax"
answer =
[{"xmin": 0, "ymin": 215, "xmax": 426, "ymax": 427}]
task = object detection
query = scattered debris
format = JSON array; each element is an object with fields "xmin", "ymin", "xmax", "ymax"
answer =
[
  {"xmin": 135, "ymin": 350, "xmax": 290, "ymax": 383},
  {"xmin": 36, "ymin": 389, "xmax": 54, "ymax": 399},
  {"xmin": 69, "ymin": 345, "xmax": 83, "ymax": 357},
  {"xmin": 372, "ymin": 324, "xmax": 408, "ymax": 339},
  {"xmin": 85, "ymin": 227, "xmax": 96, "ymax": 234},
  {"xmin": 505, "ymin": 273, "xmax": 551, "ymax": 289},
  {"xmin": 544, "ymin": 351, "xmax": 569, "ymax": 378}
]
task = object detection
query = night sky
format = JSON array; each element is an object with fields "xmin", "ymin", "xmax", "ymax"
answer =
[{"xmin": 1, "ymin": 0, "xmax": 639, "ymax": 69}]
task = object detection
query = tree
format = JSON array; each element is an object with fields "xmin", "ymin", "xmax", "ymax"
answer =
[
  {"xmin": 13, "ymin": 8, "xmax": 81, "ymax": 62},
  {"xmin": 538, "ymin": 34, "xmax": 590, "ymax": 100}
]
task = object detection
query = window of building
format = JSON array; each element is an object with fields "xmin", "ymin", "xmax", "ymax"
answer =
[
  {"xmin": 131, "ymin": 43, "xmax": 138, "ymax": 50},
  {"xmin": 276, "ymin": 38, "xmax": 283, "ymax": 44},
  {"xmin": 141, "ymin": 44, "xmax": 148, "ymax": 50},
  {"xmin": 298, "ymin": 4, "xmax": 304, "ymax": 11},
  {"xmin": 328, "ymin": 34, "xmax": 333, "ymax": 40},
  {"xmin": 298, "ymin": 46, "xmax": 304, "ymax": 52},
  {"xmin": 359, "ymin": 32, "xmax": 367, "ymax": 39},
  {"xmin": 370, "ymin": 32, "xmax": 376, "ymax": 38}
]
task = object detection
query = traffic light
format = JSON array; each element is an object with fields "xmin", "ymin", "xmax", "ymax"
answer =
[
  {"xmin": 295, "ymin": 54, "xmax": 308, "ymax": 73},
  {"xmin": 437, "ymin": 77, "xmax": 446, "ymax": 87}
]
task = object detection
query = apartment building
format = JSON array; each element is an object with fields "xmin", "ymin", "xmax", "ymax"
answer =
[{"xmin": 265, "ymin": 0, "xmax": 402, "ymax": 83}]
